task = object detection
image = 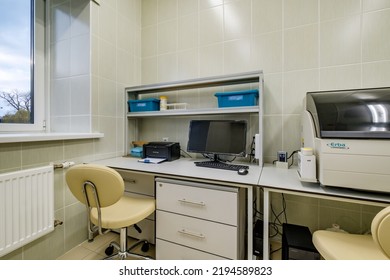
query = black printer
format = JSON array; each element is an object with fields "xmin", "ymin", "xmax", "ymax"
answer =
[{"xmin": 143, "ymin": 142, "xmax": 180, "ymax": 161}]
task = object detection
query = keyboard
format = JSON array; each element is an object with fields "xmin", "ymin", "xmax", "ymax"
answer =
[{"xmin": 194, "ymin": 161, "xmax": 249, "ymax": 171}]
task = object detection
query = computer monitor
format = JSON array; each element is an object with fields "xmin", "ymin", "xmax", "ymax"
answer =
[{"xmin": 187, "ymin": 120, "xmax": 247, "ymax": 160}]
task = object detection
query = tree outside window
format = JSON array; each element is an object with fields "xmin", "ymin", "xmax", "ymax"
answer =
[{"xmin": 0, "ymin": 0, "xmax": 33, "ymax": 124}]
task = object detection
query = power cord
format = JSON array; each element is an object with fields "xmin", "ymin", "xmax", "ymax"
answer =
[
  {"xmin": 272, "ymin": 149, "xmax": 300, "ymax": 167},
  {"xmin": 269, "ymin": 194, "xmax": 288, "ymax": 238},
  {"xmin": 287, "ymin": 150, "xmax": 300, "ymax": 167}
]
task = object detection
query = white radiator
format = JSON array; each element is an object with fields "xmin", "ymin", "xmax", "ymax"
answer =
[{"xmin": 0, "ymin": 165, "xmax": 54, "ymax": 257}]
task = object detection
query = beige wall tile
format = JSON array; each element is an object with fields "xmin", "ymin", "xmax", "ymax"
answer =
[
  {"xmin": 224, "ymin": 0, "xmax": 251, "ymax": 41},
  {"xmin": 320, "ymin": 0, "xmax": 361, "ymax": 21},
  {"xmin": 142, "ymin": 57, "xmax": 158, "ymax": 84},
  {"xmin": 224, "ymin": 38, "xmax": 252, "ymax": 74},
  {"xmin": 362, "ymin": 9, "xmax": 390, "ymax": 62},
  {"xmin": 158, "ymin": 20, "xmax": 178, "ymax": 54},
  {"xmin": 263, "ymin": 73, "xmax": 283, "ymax": 115},
  {"xmin": 199, "ymin": 6, "xmax": 224, "ymax": 46},
  {"xmin": 178, "ymin": 49, "xmax": 199, "ymax": 80},
  {"xmin": 282, "ymin": 114, "xmax": 302, "ymax": 154},
  {"xmin": 178, "ymin": 14, "xmax": 199, "ymax": 51},
  {"xmin": 252, "ymin": 31, "xmax": 283, "ymax": 74},
  {"xmin": 320, "ymin": 64, "xmax": 361, "ymax": 90},
  {"xmin": 142, "ymin": 25, "xmax": 158, "ymax": 57},
  {"xmin": 363, "ymin": 0, "xmax": 390, "ymax": 12},
  {"xmin": 98, "ymin": 39, "xmax": 117, "ymax": 81},
  {"xmin": 21, "ymin": 141, "xmax": 64, "ymax": 167},
  {"xmin": 142, "ymin": 0, "xmax": 158, "ymax": 27},
  {"xmin": 199, "ymin": 43, "xmax": 223, "ymax": 77},
  {"xmin": 0, "ymin": 143, "xmax": 22, "ymax": 172},
  {"xmin": 263, "ymin": 115, "xmax": 283, "ymax": 160},
  {"xmin": 284, "ymin": 0, "xmax": 318, "ymax": 28},
  {"xmin": 284, "ymin": 24, "xmax": 319, "ymax": 71},
  {"xmin": 320, "ymin": 15, "xmax": 361, "ymax": 67},
  {"xmin": 283, "ymin": 69, "xmax": 319, "ymax": 115},
  {"xmin": 158, "ymin": 0, "xmax": 178, "ymax": 22},
  {"xmin": 362, "ymin": 61, "xmax": 390, "ymax": 88},
  {"xmin": 252, "ymin": 0, "xmax": 282, "ymax": 35},
  {"xmin": 179, "ymin": 0, "xmax": 199, "ymax": 16},
  {"xmin": 199, "ymin": 0, "xmax": 223, "ymax": 9},
  {"xmin": 158, "ymin": 53, "xmax": 178, "ymax": 82}
]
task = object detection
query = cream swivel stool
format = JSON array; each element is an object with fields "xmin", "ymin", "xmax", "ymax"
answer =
[
  {"xmin": 312, "ymin": 206, "xmax": 390, "ymax": 260},
  {"xmin": 66, "ymin": 164, "xmax": 155, "ymax": 260}
]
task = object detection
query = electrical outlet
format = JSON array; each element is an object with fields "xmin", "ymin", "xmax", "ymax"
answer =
[
  {"xmin": 277, "ymin": 151, "xmax": 287, "ymax": 162},
  {"xmin": 162, "ymin": 137, "xmax": 169, "ymax": 142}
]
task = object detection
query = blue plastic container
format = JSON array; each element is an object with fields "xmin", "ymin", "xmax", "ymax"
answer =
[
  {"xmin": 128, "ymin": 98, "xmax": 160, "ymax": 112},
  {"xmin": 214, "ymin": 89, "xmax": 259, "ymax": 108}
]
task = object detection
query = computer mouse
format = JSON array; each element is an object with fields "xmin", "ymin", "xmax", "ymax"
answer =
[{"xmin": 238, "ymin": 168, "xmax": 248, "ymax": 175}]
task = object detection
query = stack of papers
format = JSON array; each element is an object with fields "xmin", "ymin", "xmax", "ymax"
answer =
[{"xmin": 138, "ymin": 157, "xmax": 166, "ymax": 164}]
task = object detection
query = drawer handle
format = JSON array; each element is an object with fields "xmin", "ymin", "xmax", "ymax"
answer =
[
  {"xmin": 178, "ymin": 198, "xmax": 205, "ymax": 207},
  {"xmin": 125, "ymin": 179, "xmax": 136, "ymax": 184},
  {"xmin": 178, "ymin": 229, "xmax": 205, "ymax": 239}
]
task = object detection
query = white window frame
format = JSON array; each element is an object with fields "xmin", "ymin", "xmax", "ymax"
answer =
[{"xmin": 0, "ymin": 0, "xmax": 46, "ymax": 132}]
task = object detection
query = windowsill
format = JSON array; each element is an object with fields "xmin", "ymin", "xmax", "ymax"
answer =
[{"xmin": 0, "ymin": 132, "xmax": 104, "ymax": 143}]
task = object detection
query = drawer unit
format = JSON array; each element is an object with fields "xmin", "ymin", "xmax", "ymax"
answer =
[
  {"xmin": 156, "ymin": 239, "xmax": 228, "ymax": 260},
  {"xmin": 155, "ymin": 178, "xmax": 243, "ymax": 260},
  {"xmin": 156, "ymin": 178, "xmax": 238, "ymax": 226},
  {"xmin": 115, "ymin": 169, "xmax": 155, "ymax": 196},
  {"xmin": 157, "ymin": 211, "xmax": 237, "ymax": 259},
  {"xmin": 114, "ymin": 168, "xmax": 155, "ymax": 244}
]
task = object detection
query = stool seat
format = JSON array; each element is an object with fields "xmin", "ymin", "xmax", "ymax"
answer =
[
  {"xmin": 90, "ymin": 196, "xmax": 155, "ymax": 229},
  {"xmin": 312, "ymin": 206, "xmax": 390, "ymax": 260},
  {"xmin": 312, "ymin": 230, "xmax": 388, "ymax": 260}
]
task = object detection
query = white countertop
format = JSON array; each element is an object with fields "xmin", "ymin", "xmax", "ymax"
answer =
[
  {"xmin": 93, "ymin": 157, "xmax": 262, "ymax": 187},
  {"xmin": 259, "ymin": 164, "xmax": 390, "ymax": 204}
]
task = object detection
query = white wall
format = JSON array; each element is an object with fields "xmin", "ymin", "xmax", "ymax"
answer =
[
  {"xmin": 139, "ymin": 0, "xmax": 389, "ymax": 236},
  {"xmin": 140, "ymin": 0, "xmax": 390, "ymax": 163}
]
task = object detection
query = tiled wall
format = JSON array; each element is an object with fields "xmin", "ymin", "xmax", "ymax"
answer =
[
  {"xmin": 50, "ymin": 0, "xmax": 92, "ymax": 132},
  {"xmin": 140, "ymin": 0, "xmax": 390, "ymax": 162},
  {"xmin": 139, "ymin": 0, "xmax": 389, "ymax": 237}
]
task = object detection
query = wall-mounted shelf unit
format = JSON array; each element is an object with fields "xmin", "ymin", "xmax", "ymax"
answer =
[{"xmin": 124, "ymin": 70, "xmax": 264, "ymax": 166}]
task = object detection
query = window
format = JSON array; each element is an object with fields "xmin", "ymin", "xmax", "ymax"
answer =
[{"xmin": 0, "ymin": 0, "xmax": 45, "ymax": 132}]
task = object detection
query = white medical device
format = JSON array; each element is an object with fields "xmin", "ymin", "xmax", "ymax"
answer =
[{"xmin": 301, "ymin": 87, "xmax": 390, "ymax": 193}]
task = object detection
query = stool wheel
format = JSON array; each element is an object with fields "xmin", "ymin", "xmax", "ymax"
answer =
[
  {"xmin": 105, "ymin": 245, "xmax": 114, "ymax": 256},
  {"xmin": 141, "ymin": 242, "xmax": 149, "ymax": 252}
]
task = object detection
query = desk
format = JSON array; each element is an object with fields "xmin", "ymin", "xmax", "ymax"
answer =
[
  {"xmin": 93, "ymin": 156, "xmax": 262, "ymax": 259},
  {"xmin": 259, "ymin": 164, "xmax": 390, "ymax": 260}
]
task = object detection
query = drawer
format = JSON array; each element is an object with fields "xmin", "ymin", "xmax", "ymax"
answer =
[
  {"xmin": 115, "ymin": 169, "xmax": 154, "ymax": 196},
  {"xmin": 156, "ymin": 179, "xmax": 238, "ymax": 226},
  {"xmin": 156, "ymin": 239, "xmax": 228, "ymax": 260},
  {"xmin": 156, "ymin": 210, "xmax": 238, "ymax": 259}
]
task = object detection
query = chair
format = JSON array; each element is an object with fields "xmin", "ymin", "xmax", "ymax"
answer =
[
  {"xmin": 65, "ymin": 163, "xmax": 155, "ymax": 260},
  {"xmin": 312, "ymin": 206, "xmax": 390, "ymax": 260}
]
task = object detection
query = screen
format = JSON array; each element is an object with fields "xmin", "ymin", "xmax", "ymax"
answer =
[{"xmin": 187, "ymin": 120, "xmax": 247, "ymax": 157}]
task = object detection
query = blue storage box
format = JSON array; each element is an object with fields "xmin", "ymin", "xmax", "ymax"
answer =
[
  {"xmin": 128, "ymin": 98, "xmax": 160, "ymax": 112},
  {"xmin": 215, "ymin": 89, "xmax": 259, "ymax": 108},
  {"xmin": 130, "ymin": 147, "xmax": 143, "ymax": 157}
]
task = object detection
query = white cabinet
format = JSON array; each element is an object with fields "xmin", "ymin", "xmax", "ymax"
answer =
[
  {"xmin": 114, "ymin": 168, "xmax": 155, "ymax": 244},
  {"xmin": 155, "ymin": 178, "xmax": 244, "ymax": 260}
]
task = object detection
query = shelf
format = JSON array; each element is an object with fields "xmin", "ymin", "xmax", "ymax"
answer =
[
  {"xmin": 125, "ymin": 71, "xmax": 262, "ymax": 96},
  {"xmin": 127, "ymin": 106, "xmax": 259, "ymax": 118},
  {"xmin": 124, "ymin": 70, "xmax": 264, "ymax": 166}
]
